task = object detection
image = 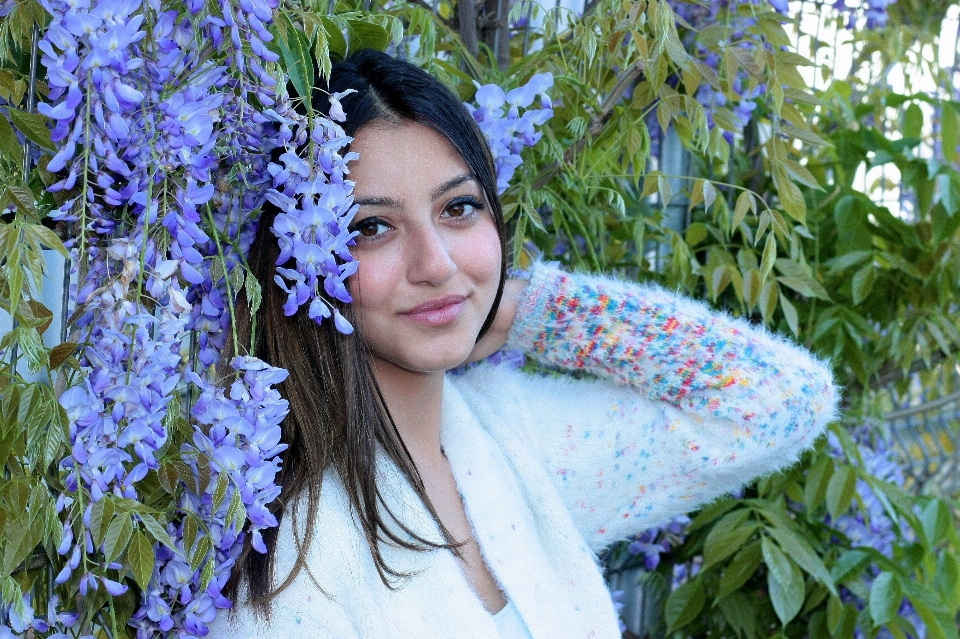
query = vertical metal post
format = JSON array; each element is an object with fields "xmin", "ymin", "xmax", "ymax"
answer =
[{"xmin": 521, "ymin": 1, "xmax": 533, "ymax": 56}]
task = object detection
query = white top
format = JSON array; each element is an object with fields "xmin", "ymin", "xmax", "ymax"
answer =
[
  {"xmin": 207, "ymin": 262, "xmax": 837, "ymax": 639},
  {"xmin": 493, "ymin": 600, "xmax": 534, "ymax": 639}
]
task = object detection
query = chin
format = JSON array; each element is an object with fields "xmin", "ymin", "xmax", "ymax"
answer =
[{"xmin": 388, "ymin": 341, "xmax": 476, "ymax": 374}]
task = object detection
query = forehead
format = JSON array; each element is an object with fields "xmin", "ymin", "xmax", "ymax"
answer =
[{"xmin": 348, "ymin": 121, "xmax": 473, "ymax": 197}]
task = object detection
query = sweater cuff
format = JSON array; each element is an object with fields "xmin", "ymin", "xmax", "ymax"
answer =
[{"xmin": 505, "ymin": 260, "xmax": 567, "ymax": 355}]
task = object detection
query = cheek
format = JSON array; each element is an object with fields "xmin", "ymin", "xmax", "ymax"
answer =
[
  {"xmin": 347, "ymin": 253, "xmax": 399, "ymax": 318},
  {"xmin": 459, "ymin": 219, "xmax": 502, "ymax": 283}
]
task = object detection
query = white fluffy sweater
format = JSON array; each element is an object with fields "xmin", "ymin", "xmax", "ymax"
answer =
[{"xmin": 208, "ymin": 262, "xmax": 838, "ymax": 638}]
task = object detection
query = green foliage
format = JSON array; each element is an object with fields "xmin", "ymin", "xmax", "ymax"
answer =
[{"xmin": 655, "ymin": 429, "xmax": 960, "ymax": 639}]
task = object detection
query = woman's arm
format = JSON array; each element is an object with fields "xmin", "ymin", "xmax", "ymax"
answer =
[
  {"xmin": 507, "ymin": 261, "xmax": 838, "ymax": 429},
  {"xmin": 458, "ymin": 261, "xmax": 838, "ymax": 549}
]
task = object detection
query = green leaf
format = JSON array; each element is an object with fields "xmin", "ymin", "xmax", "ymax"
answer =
[
  {"xmin": 942, "ymin": 105, "xmax": 959, "ymax": 164},
  {"xmin": 665, "ymin": 577, "xmax": 705, "ymax": 632},
  {"xmin": 920, "ymin": 499, "xmax": 950, "ymax": 545},
  {"xmin": 869, "ymin": 572, "xmax": 902, "ymax": 627},
  {"xmin": 933, "ymin": 552, "xmax": 960, "ymax": 606},
  {"xmin": 319, "ymin": 16, "xmax": 347, "ymax": 58},
  {"xmin": 40, "ymin": 408, "xmax": 64, "ymax": 469},
  {"xmin": 758, "ymin": 15, "xmax": 792, "ymax": 47},
  {"xmin": 127, "ymin": 529, "xmax": 155, "ymax": 591},
  {"xmin": 657, "ymin": 173, "xmax": 673, "ymax": 206},
  {"xmin": 139, "ymin": 513, "xmax": 178, "ymax": 553},
  {"xmin": 685, "ymin": 222, "xmax": 707, "ymax": 246},
  {"xmin": 777, "ymin": 272, "xmax": 831, "ymax": 301},
  {"xmin": 0, "ymin": 114, "xmax": 23, "ymax": 168},
  {"xmin": 716, "ymin": 540, "xmax": 762, "ymax": 600},
  {"xmin": 27, "ymin": 224, "xmax": 69, "ymax": 257},
  {"xmin": 276, "ymin": 16, "xmax": 314, "ymax": 100},
  {"xmin": 212, "ymin": 472, "xmax": 230, "ymax": 512},
  {"xmin": 903, "ymin": 103, "xmax": 923, "ymax": 139},
  {"xmin": 938, "ymin": 173, "xmax": 960, "ymax": 217},
  {"xmin": 702, "ymin": 180, "xmax": 717, "ymax": 210},
  {"xmin": 826, "ymin": 465, "xmax": 857, "ymax": 519},
  {"xmin": 183, "ymin": 514, "xmax": 198, "ymax": 557},
  {"xmin": 827, "ymin": 598, "xmax": 860, "ymax": 639},
  {"xmin": 703, "ymin": 508, "xmax": 755, "ymax": 569},
  {"xmin": 345, "ymin": 19, "xmax": 390, "ymax": 53},
  {"xmin": 6, "ymin": 107, "xmax": 54, "ymax": 151},
  {"xmin": 1, "ymin": 518, "xmax": 34, "ymax": 575},
  {"xmin": 773, "ymin": 165, "xmax": 806, "ymax": 223},
  {"xmin": 158, "ymin": 462, "xmax": 180, "ymax": 495},
  {"xmin": 717, "ymin": 591, "xmax": 759, "ymax": 639},
  {"xmin": 190, "ymin": 535, "xmax": 211, "ymax": 574},
  {"xmin": 825, "ymin": 250, "xmax": 872, "ymax": 273},
  {"xmin": 103, "ymin": 514, "xmax": 134, "ymax": 563},
  {"xmin": 90, "ymin": 498, "xmax": 115, "ymax": 547},
  {"xmin": 760, "ymin": 233, "xmax": 776, "ymax": 280},
  {"xmin": 5, "ymin": 185, "xmax": 38, "ymax": 220},
  {"xmin": 199, "ymin": 556, "xmax": 215, "ymax": 591},
  {"xmin": 733, "ymin": 191, "xmax": 753, "ymax": 230},
  {"xmin": 779, "ymin": 291, "xmax": 799, "ymax": 336},
  {"xmin": 766, "ymin": 524, "xmax": 837, "ymax": 595},
  {"xmin": 762, "ymin": 536, "xmax": 805, "ymax": 626},
  {"xmin": 804, "ymin": 454, "xmax": 834, "ymax": 511},
  {"xmin": 49, "ymin": 342, "xmax": 77, "ymax": 369},
  {"xmin": 851, "ymin": 264, "xmax": 876, "ymax": 305}
]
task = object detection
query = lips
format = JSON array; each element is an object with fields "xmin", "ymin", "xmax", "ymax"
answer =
[{"xmin": 400, "ymin": 295, "xmax": 467, "ymax": 326}]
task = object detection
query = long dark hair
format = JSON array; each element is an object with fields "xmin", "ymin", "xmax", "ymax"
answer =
[{"xmin": 226, "ymin": 49, "xmax": 507, "ymax": 614}]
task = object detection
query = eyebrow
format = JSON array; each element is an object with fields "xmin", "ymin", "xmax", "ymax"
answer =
[
  {"xmin": 430, "ymin": 174, "xmax": 477, "ymax": 200},
  {"xmin": 353, "ymin": 174, "xmax": 478, "ymax": 209}
]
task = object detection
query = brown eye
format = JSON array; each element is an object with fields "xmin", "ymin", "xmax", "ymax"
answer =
[
  {"xmin": 352, "ymin": 217, "xmax": 391, "ymax": 239},
  {"xmin": 444, "ymin": 196, "xmax": 484, "ymax": 219}
]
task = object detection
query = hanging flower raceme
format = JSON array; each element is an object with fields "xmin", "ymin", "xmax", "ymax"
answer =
[
  {"xmin": 33, "ymin": 0, "xmax": 292, "ymax": 635},
  {"xmin": 265, "ymin": 105, "xmax": 360, "ymax": 333},
  {"xmin": 129, "ymin": 358, "xmax": 289, "ymax": 638},
  {"xmin": 466, "ymin": 73, "xmax": 554, "ymax": 194}
]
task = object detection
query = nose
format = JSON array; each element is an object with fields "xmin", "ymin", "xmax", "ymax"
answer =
[{"xmin": 406, "ymin": 222, "xmax": 457, "ymax": 287}]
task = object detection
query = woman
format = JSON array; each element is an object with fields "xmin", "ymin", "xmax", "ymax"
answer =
[{"xmin": 211, "ymin": 49, "xmax": 838, "ymax": 638}]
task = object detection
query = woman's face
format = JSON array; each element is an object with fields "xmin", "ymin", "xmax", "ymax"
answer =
[{"xmin": 346, "ymin": 120, "xmax": 502, "ymax": 376}]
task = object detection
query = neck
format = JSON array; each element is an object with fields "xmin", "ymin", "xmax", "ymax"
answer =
[{"xmin": 371, "ymin": 356, "xmax": 447, "ymax": 467}]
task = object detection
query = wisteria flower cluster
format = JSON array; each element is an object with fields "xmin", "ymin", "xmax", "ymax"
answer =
[
  {"xmin": 670, "ymin": 0, "xmax": 768, "ymax": 139},
  {"xmin": 131, "ymin": 358, "xmax": 288, "ymax": 638},
  {"xmin": 264, "ymin": 103, "xmax": 360, "ymax": 332},
  {"xmin": 466, "ymin": 73, "xmax": 554, "ymax": 194},
  {"xmin": 626, "ymin": 515, "xmax": 691, "ymax": 572},
  {"xmin": 833, "ymin": 0, "xmax": 893, "ymax": 29},
  {"xmin": 21, "ymin": 0, "xmax": 308, "ymax": 635}
]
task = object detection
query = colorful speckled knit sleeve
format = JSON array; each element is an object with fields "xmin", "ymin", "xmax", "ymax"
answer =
[
  {"xmin": 507, "ymin": 261, "xmax": 837, "ymax": 431},
  {"xmin": 492, "ymin": 260, "xmax": 839, "ymax": 547}
]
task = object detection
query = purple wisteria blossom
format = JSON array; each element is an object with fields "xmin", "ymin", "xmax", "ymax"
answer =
[
  {"xmin": 833, "ymin": 0, "xmax": 893, "ymax": 29},
  {"xmin": 466, "ymin": 73, "xmax": 554, "ymax": 194},
  {"xmin": 671, "ymin": 0, "xmax": 772, "ymax": 144},
  {"xmin": 37, "ymin": 0, "xmax": 290, "ymax": 636},
  {"xmin": 265, "ymin": 113, "xmax": 360, "ymax": 331},
  {"xmin": 130, "ymin": 357, "xmax": 289, "ymax": 638},
  {"xmin": 626, "ymin": 515, "xmax": 691, "ymax": 571}
]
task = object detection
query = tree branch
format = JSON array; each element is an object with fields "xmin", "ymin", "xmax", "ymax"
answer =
[
  {"xmin": 529, "ymin": 59, "xmax": 646, "ymax": 191},
  {"xmin": 457, "ymin": 0, "xmax": 479, "ymax": 58}
]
